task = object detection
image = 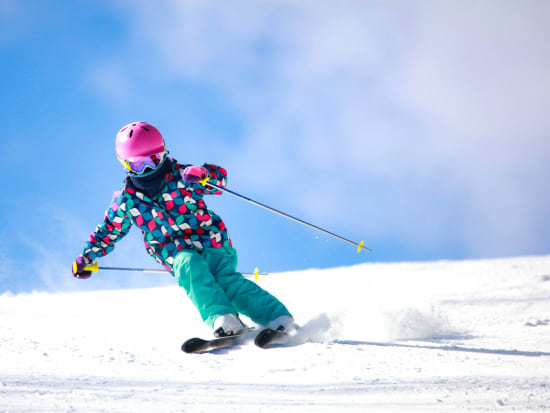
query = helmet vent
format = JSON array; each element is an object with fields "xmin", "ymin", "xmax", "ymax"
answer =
[
  {"xmin": 129, "ymin": 129, "xmax": 134, "ymax": 138},
  {"xmin": 141, "ymin": 126, "xmax": 150, "ymax": 132}
]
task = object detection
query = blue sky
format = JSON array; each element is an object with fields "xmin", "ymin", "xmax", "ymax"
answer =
[{"xmin": 1, "ymin": 1, "xmax": 549, "ymax": 293}]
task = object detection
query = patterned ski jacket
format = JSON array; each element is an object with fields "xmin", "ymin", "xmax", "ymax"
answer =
[{"xmin": 80, "ymin": 158, "xmax": 232, "ymax": 271}]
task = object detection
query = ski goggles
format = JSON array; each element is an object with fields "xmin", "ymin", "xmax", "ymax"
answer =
[{"xmin": 119, "ymin": 151, "xmax": 167, "ymax": 174}]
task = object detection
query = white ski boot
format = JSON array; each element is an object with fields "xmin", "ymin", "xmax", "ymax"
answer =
[
  {"xmin": 213, "ymin": 314, "xmax": 247, "ymax": 338},
  {"xmin": 267, "ymin": 315, "xmax": 298, "ymax": 333}
]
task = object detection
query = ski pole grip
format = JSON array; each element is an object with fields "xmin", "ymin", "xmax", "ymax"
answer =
[{"xmin": 83, "ymin": 262, "xmax": 99, "ymax": 273}]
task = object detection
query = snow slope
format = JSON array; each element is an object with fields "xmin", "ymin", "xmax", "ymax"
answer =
[{"xmin": 1, "ymin": 255, "xmax": 549, "ymax": 412}]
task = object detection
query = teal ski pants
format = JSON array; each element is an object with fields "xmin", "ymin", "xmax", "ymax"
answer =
[{"xmin": 173, "ymin": 246, "xmax": 291, "ymax": 327}]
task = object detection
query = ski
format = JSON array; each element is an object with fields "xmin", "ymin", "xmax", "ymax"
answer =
[
  {"xmin": 182, "ymin": 327, "xmax": 293, "ymax": 353},
  {"xmin": 254, "ymin": 328, "xmax": 291, "ymax": 348},
  {"xmin": 181, "ymin": 329, "xmax": 256, "ymax": 354}
]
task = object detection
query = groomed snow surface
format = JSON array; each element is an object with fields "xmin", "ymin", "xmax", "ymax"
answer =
[{"xmin": 1, "ymin": 255, "xmax": 549, "ymax": 412}]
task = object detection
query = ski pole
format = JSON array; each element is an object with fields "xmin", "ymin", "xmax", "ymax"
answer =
[
  {"xmin": 84, "ymin": 262, "xmax": 265, "ymax": 280},
  {"xmin": 200, "ymin": 177, "xmax": 372, "ymax": 252}
]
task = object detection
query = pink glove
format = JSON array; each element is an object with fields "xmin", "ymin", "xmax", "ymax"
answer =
[{"xmin": 183, "ymin": 166, "xmax": 208, "ymax": 183}]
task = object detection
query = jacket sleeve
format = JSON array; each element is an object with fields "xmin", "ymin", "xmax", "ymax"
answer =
[
  {"xmin": 201, "ymin": 163, "xmax": 228, "ymax": 195},
  {"xmin": 80, "ymin": 191, "xmax": 132, "ymax": 264}
]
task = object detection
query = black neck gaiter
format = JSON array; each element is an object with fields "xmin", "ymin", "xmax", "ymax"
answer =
[{"xmin": 128, "ymin": 158, "xmax": 173, "ymax": 199}]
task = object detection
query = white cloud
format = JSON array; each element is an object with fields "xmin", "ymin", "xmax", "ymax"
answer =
[
  {"xmin": 396, "ymin": 1, "xmax": 550, "ymax": 253},
  {"xmin": 108, "ymin": 0, "xmax": 550, "ymax": 258}
]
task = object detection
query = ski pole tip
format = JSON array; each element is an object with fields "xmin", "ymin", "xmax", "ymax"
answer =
[{"xmin": 357, "ymin": 240, "xmax": 373, "ymax": 253}]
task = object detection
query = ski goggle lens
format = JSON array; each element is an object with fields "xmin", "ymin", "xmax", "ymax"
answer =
[{"xmin": 122, "ymin": 151, "xmax": 166, "ymax": 174}]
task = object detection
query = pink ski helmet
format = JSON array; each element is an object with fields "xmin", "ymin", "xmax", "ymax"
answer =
[
  {"xmin": 116, "ymin": 122, "xmax": 167, "ymax": 174},
  {"xmin": 116, "ymin": 121, "xmax": 165, "ymax": 161}
]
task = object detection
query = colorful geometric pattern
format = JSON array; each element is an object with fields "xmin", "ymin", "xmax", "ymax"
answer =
[{"xmin": 81, "ymin": 158, "xmax": 232, "ymax": 271}]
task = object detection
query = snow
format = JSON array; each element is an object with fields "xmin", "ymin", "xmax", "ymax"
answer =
[{"xmin": 1, "ymin": 255, "xmax": 550, "ymax": 412}]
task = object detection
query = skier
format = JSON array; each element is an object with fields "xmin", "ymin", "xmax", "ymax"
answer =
[{"xmin": 72, "ymin": 121, "xmax": 295, "ymax": 338}]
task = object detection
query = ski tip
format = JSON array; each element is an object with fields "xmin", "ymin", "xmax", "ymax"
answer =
[
  {"xmin": 181, "ymin": 337, "xmax": 208, "ymax": 354},
  {"xmin": 254, "ymin": 328, "xmax": 290, "ymax": 349},
  {"xmin": 254, "ymin": 328, "xmax": 277, "ymax": 348}
]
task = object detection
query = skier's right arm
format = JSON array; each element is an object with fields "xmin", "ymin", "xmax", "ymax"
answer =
[{"xmin": 72, "ymin": 191, "xmax": 132, "ymax": 279}]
